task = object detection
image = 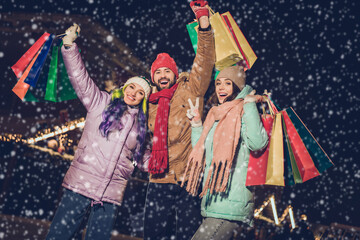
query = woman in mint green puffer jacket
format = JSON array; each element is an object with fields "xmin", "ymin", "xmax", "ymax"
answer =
[{"xmin": 184, "ymin": 66, "xmax": 268, "ymax": 240}]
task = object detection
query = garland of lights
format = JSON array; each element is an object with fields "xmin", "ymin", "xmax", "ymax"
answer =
[
  {"xmin": 27, "ymin": 144, "xmax": 74, "ymax": 161},
  {"xmin": 27, "ymin": 118, "xmax": 85, "ymax": 144},
  {"xmin": 0, "ymin": 118, "xmax": 85, "ymax": 144}
]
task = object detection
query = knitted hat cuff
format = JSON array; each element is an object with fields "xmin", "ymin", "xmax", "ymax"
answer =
[
  {"xmin": 216, "ymin": 66, "xmax": 246, "ymax": 90},
  {"xmin": 151, "ymin": 53, "xmax": 178, "ymax": 81},
  {"xmin": 124, "ymin": 76, "xmax": 151, "ymax": 99}
]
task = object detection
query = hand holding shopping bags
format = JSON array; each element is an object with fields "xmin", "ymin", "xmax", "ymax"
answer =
[
  {"xmin": 62, "ymin": 24, "xmax": 81, "ymax": 47},
  {"xmin": 11, "ymin": 26, "xmax": 80, "ymax": 102},
  {"xmin": 187, "ymin": 5, "xmax": 257, "ymax": 71},
  {"xmin": 245, "ymin": 94, "xmax": 334, "ymax": 186}
]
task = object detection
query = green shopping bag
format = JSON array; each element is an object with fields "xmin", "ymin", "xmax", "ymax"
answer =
[
  {"xmin": 44, "ymin": 44, "xmax": 59, "ymax": 101},
  {"xmin": 282, "ymin": 116, "xmax": 303, "ymax": 185},
  {"xmin": 285, "ymin": 108, "xmax": 334, "ymax": 173},
  {"xmin": 186, "ymin": 21, "xmax": 199, "ymax": 54},
  {"xmin": 44, "ymin": 42, "xmax": 77, "ymax": 102}
]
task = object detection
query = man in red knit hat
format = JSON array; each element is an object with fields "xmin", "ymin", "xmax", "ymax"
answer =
[{"xmin": 144, "ymin": 1, "xmax": 215, "ymax": 239}]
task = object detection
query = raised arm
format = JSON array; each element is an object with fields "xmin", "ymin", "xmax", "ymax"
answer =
[
  {"xmin": 61, "ymin": 24, "xmax": 108, "ymax": 112},
  {"xmin": 188, "ymin": 1, "xmax": 215, "ymax": 97}
]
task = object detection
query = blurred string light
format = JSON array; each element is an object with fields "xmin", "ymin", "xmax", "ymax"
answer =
[
  {"xmin": 0, "ymin": 118, "xmax": 85, "ymax": 144},
  {"xmin": 0, "ymin": 133, "xmax": 24, "ymax": 143},
  {"xmin": 27, "ymin": 144, "xmax": 74, "ymax": 161},
  {"xmin": 0, "ymin": 117, "xmax": 145, "ymax": 181},
  {"xmin": 27, "ymin": 118, "xmax": 85, "ymax": 144},
  {"xmin": 254, "ymin": 195, "xmax": 297, "ymax": 229}
]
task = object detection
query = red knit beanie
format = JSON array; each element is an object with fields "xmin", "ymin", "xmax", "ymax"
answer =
[{"xmin": 151, "ymin": 53, "xmax": 179, "ymax": 82}]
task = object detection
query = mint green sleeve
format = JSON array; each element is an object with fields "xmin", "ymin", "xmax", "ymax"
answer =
[
  {"xmin": 241, "ymin": 102, "xmax": 269, "ymax": 151},
  {"xmin": 191, "ymin": 126, "xmax": 204, "ymax": 147}
]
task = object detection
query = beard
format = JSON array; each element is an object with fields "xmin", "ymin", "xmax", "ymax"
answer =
[{"xmin": 155, "ymin": 77, "xmax": 176, "ymax": 91}]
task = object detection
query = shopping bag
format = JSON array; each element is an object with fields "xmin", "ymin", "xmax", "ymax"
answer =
[
  {"xmin": 246, "ymin": 97, "xmax": 285, "ymax": 186},
  {"xmin": 11, "ymin": 32, "xmax": 51, "ymax": 78},
  {"xmin": 246, "ymin": 102, "xmax": 274, "ymax": 186},
  {"xmin": 282, "ymin": 116, "xmax": 302, "ymax": 185},
  {"xmin": 56, "ymin": 44, "xmax": 78, "ymax": 102},
  {"xmin": 12, "ymin": 49, "xmax": 42, "ymax": 100},
  {"xmin": 44, "ymin": 41, "xmax": 77, "ymax": 102},
  {"xmin": 27, "ymin": 39, "xmax": 56, "ymax": 101},
  {"xmin": 267, "ymin": 97, "xmax": 321, "ymax": 184},
  {"xmin": 186, "ymin": 7, "xmax": 257, "ymax": 71},
  {"xmin": 186, "ymin": 21, "xmax": 199, "ymax": 53},
  {"xmin": 24, "ymin": 34, "xmax": 55, "ymax": 87},
  {"xmin": 221, "ymin": 12, "xmax": 257, "ymax": 70},
  {"xmin": 282, "ymin": 110, "xmax": 320, "ymax": 182},
  {"xmin": 11, "ymin": 33, "xmax": 77, "ymax": 102},
  {"xmin": 265, "ymin": 112, "xmax": 285, "ymax": 186},
  {"xmin": 44, "ymin": 44, "xmax": 59, "ymax": 101},
  {"xmin": 245, "ymin": 114, "xmax": 273, "ymax": 186},
  {"xmin": 285, "ymin": 108, "xmax": 334, "ymax": 176},
  {"xmin": 246, "ymin": 96, "xmax": 332, "ymax": 186}
]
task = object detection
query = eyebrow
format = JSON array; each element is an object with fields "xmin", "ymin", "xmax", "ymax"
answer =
[
  {"xmin": 215, "ymin": 78, "xmax": 232, "ymax": 81},
  {"xmin": 155, "ymin": 68, "xmax": 170, "ymax": 72}
]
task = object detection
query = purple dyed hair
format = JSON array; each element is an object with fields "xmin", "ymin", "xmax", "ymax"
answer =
[{"xmin": 99, "ymin": 92, "xmax": 147, "ymax": 163}]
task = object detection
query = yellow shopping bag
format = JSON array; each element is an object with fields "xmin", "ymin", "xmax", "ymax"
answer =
[
  {"xmin": 265, "ymin": 109, "xmax": 285, "ymax": 186},
  {"xmin": 187, "ymin": 7, "xmax": 257, "ymax": 71},
  {"xmin": 221, "ymin": 12, "xmax": 257, "ymax": 70}
]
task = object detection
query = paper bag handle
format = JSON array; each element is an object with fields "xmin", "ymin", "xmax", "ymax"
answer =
[
  {"xmin": 261, "ymin": 95, "xmax": 277, "ymax": 117},
  {"xmin": 206, "ymin": 5, "xmax": 215, "ymax": 16}
]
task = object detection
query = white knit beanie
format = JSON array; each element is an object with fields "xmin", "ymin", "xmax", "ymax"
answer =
[{"xmin": 124, "ymin": 76, "xmax": 151, "ymax": 99}]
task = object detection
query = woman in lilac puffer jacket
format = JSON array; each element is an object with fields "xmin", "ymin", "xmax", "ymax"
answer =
[{"xmin": 46, "ymin": 24, "xmax": 151, "ymax": 240}]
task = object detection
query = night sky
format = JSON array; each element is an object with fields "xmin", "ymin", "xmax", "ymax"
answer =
[{"xmin": 0, "ymin": 0, "xmax": 359, "ymax": 229}]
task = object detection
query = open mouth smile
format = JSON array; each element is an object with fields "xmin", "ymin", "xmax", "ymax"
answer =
[
  {"xmin": 160, "ymin": 80, "xmax": 169, "ymax": 86},
  {"xmin": 127, "ymin": 95, "xmax": 135, "ymax": 101}
]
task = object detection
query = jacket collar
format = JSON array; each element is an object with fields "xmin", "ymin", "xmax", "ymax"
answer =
[{"xmin": 127, "ymin": 105, "xmax": 139, "ymax": 117}]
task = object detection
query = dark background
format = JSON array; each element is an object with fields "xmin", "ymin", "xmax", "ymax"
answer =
[{"xmin": 0, "ymin": 0, "xmax": 359, "ymax": 231}]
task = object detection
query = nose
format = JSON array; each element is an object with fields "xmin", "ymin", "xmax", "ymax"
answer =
[{"xmin": 160, "ymin": 70, "xmax": 166, "ymax": 78}]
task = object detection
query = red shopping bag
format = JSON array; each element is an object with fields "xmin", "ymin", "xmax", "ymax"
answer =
[
  {"xmin": 12, "ymin": 49, "xmax": 42, "ymax": 100},
  {"xmin": 246, "ymin": 113, "xmax": 273, "ymax": 186},
  {"xmin": 246, "ymin": 97, "xmax": 279, "ymax": 186},
  {"xmin": 11, "ymin": 32, "xmax": 51, "ymax": 78},
  {"xmin": 282, "ymin": 110, "xmax": 320, "ymax": 182}
]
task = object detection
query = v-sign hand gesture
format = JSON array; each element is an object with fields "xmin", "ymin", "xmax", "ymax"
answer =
[{"xmin": 186, "ymin": 97, "xmax": 202, "ymax": 127}]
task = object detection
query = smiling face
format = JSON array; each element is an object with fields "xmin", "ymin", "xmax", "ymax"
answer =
[
  {"xmin": 153, "ymin": 67, "xmax": 176, "ymax": 90},
  {"xmin": 123, "ymin": 83, "xmax": 145, "ymax": 106},
  {"xmin": 215, "ymin": 78, "xmax": 234, "ymax": 104}
]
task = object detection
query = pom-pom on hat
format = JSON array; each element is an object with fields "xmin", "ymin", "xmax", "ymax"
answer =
[
  {"xmin": 150, "ymin": 53, "xmax": 179, "ymax": 82},
  {"xmin": 216, "ymin": 66, "xmax": 246, "ymax": 90}
]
